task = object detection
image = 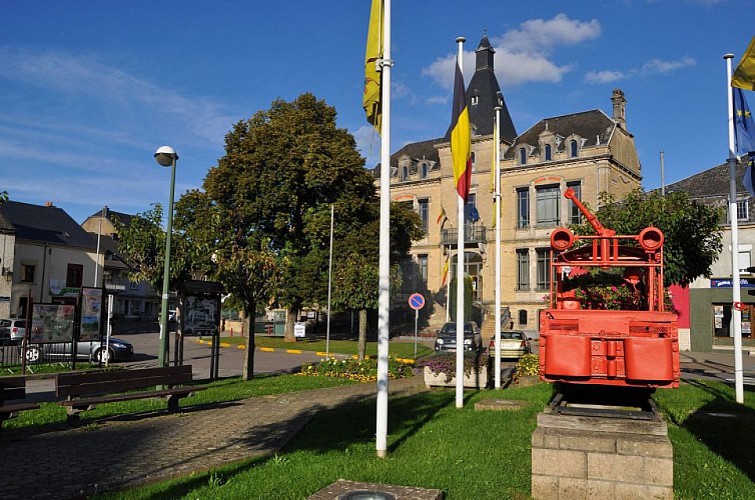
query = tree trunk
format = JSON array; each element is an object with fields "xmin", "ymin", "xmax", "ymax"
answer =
[
  {"xmin": 357, "ymin": 309, "xmax": 368, "ymax": 361},
  {"xmin": 242, "ymin": 303, "xmax": 256, "ymax": 381},
  {"xmin": 284, "ymin": 308, "xmax": 297, "ymax": 342}
]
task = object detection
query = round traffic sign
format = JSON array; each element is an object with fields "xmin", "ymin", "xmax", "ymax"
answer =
[{"xmin": 408, "ymin": 293, "xmax": 426, "ymax": 310}]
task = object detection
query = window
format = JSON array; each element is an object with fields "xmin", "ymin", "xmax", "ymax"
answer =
[
  {"xmin": 567, "ymin": 181, "xmax": 582, "ymax": 224},
  {"xmin": 570, "ymin": 140, "xmax": 578, "ymax": 158},
  {"xmin": 739, "ymin": 251, "xmax": 751, "ymax": 273},
  {"xmin": 536, "ymin": 248, "xmax": 551, "ymax": 291},
  {"xmin": 516, "ymin": 249, "xmax": 530, "ymax": 291},
  {"xmin": 738, "ymin": 199, "xmax": 749, "ymax": 221},
  {"xmin": 420, "ymin": 163, "xmax": 428, "ymax": 179},
  {"xmin": 418, "ymin": 198, "xmax": 429, "ymax": 232},
  {"xmin": 418, "ymin": 254, "xmax": 428, "ymax": 286},
  {"xmin": 66, "ymin": 263, "xmax": 83, "ymax": 287},
  {"xmin": 401, "ymin": 166, "xmax": 408, "ymax": 181},
  {"xmin": 518, "ymin": 309, "xmax": 528, "ymax": 326},
  {"xmin": 536, "ymin": 185, "xmax": 561, "ymax": 227},
  {"xmin": 519, "ymin": 147, "xmax": 527, "ymax": 165},
  {"xmin": 544, "ymin": 144, "xmax": 552, "ymax": 161},
  {"xmin": 21, "ymin": 264, "xmax": 35, "ymax": 283},
  {"xmin": 470, "ymin": 152, "xmax": 476, "ymax": 172},
  {"xmin": 517, "ymin": 188, "xmax": 530, "ymax": 229}
]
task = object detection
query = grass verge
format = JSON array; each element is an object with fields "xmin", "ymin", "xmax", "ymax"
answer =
[{"xmin": 100, "ymin": 379, "xmax": 754, "ymax": 499}]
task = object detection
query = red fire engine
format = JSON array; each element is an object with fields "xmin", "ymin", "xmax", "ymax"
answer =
[{"xmin": 539, "ymin": 188, "xmax": 680, "ymax": 389}]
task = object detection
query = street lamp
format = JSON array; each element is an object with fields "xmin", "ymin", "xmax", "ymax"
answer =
[{"xmin": 155, "ymin": 145, "xmax": 178, "ymax": 367}]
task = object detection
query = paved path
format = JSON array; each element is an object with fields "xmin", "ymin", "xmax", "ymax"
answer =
[{"xmin": 0, "ymin": 376, "xmax": 425, "ymax": 500}]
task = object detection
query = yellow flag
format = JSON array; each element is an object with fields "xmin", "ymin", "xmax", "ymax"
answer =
[
  {"xmin": 363, "ymin": 0, "xmax": 383, "ymax": 131},
  {"xmin": 732, "ymin": 37, "xmax": 755, "ymax": 91},
  {"xmin": 441, "ymin": 257, "xmax": 450, "ymax": 285},
  {"xmin": 450, "ymin": 61, "xmax": 471, "ymax": 200}
]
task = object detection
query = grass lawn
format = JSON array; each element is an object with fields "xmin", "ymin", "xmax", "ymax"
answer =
[
  {"xmin": 216, "ymin": 335, "xmax": 434, "ymax": 360},
  {"xmin": 84, "ymin": 378, "xmax": 754, "ymax": 499}
]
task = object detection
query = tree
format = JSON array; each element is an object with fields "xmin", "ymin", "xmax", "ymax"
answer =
[
  {"xmin": 203, "ymin": 93, "xmax": 382, "ymax": 342},
  {"xmin": 330, "ymin": 201, "xmax": 423, "ymax": 360},
  {"xmin": 573, "ymin": 189, "xmax": 724, "ymax": 287}
]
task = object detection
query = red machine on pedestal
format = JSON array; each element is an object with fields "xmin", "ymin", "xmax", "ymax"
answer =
[{"xmin": 539, "ymin": 188, "xmax": 680, "ymax": 389}]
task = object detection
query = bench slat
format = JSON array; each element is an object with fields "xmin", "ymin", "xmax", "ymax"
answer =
[
  {"xmin": 59, "ymin": 386, "xmax": 203, "ymax": 408},
  {"xmin": 0, "ymin": 402, "xmax": 40, "ymax": 414},
  {"xmin": 56, "ymin": 366, "xmax": 195, "ymax": 398},
  {"xmin": 57, "ymin": 365, "xmax": 192, "ymax": 386}
]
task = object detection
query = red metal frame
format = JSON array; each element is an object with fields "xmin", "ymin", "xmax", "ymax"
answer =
[{"xmin": 539, "ymin": 189, "xmax": 680, "ymax": 388}]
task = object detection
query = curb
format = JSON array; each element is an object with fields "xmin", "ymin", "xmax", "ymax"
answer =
[{"xmin": 192, "ymin": 338, "xmax": 415, "ymax": 364}]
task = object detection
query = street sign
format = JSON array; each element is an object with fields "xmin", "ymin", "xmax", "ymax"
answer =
[{"xmin": 408, "ymin": 293, "xmax": 425, "ymax": 310}]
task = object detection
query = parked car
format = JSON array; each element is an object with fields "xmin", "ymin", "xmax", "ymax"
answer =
[
  {"xmin": 488, "ymin": 330, "xmax": 531, "ymax": 359},
  {"xmin": 0, "ymin": 318, "xmax": 26, "ymax": 343},
  {"xmin": 434, "ymin": 321, "xmax": 482, "ymax": 352},
  {"xmin": 24, "ymin": 337, "xmax": 134, "ymax": 363}
]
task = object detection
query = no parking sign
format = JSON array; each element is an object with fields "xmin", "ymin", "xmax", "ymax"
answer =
[{"xmin": 408, "ymin": 293, "xmax": 425, "ymax": 310}]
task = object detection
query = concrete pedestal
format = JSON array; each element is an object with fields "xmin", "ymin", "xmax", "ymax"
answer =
[{"xmin": 531, "ymin": 411, "xmax": 673, "ymax": 499}]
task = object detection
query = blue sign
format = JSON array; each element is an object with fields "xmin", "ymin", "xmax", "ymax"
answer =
[
  {"xmin": 408, "ymin": 293, "xmax": 426, "ymax": 310},
  {"xmin": 711, "ymin": 278, "xmax": 755, "ymax": 288}
]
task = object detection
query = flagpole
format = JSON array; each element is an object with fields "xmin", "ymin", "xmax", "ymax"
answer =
[
  {"xmin": 725, "ymin": 53, "xmax": 745, "ymax": 404},
  {"xmin": 455, "ymin": 36, "xmax": 466, "ymax": 409},
  {"xmin": 494, "ymin": 98, "xmax": 502, "ymax": 389},
  {"xmin": 375, "ymin": 0, "xmax": 392, "ymax": 457}
]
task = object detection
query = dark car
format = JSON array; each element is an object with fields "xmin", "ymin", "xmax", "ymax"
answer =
[{"xmin": 434, "ymin": 321, "xmax": 482, "ymax": 352}]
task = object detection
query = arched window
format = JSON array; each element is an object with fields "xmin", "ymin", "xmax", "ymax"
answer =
[
  {"xmin": 570, "ymin": 140, "xmax": 578, "ymax": 158},
  {"xmin": 544, "ymin": 144, "xmax": 552, "ymax": 161},
  {"xmin": 519, "ymin": 148, "xmax": 527, "ymax": 165},
  {"xmin": 420, "ymin": 163, "xmax": 428, "ymax": 178},
  {"xmin": 401, "ymin": 166, "xmax": 408, "ymax": 181},
  {"xmin": 518, "ymin": 309, "xmax": 528, "ymax": 325}
]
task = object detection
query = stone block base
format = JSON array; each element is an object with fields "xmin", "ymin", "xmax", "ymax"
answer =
[
  {"xmin": 308, "ymin": 479, "xmax": 443, "ymax": 499},
  {"xmin": 531, "ymin": 412, "xmax": 673, "ymax": 499}
]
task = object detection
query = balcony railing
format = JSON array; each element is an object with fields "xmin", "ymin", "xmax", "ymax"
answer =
[{"xmin": 441, "ymin": 226, "xmax": 487, "ymax": 245}]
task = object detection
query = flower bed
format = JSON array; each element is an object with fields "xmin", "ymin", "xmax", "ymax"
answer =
[
  {"xmin": 299, "ymin": 356, "xmax": 411, "ymax": 382},
  {"xmin": 415, "ymin": 351, "xmax": 489, "ymax": 388}
]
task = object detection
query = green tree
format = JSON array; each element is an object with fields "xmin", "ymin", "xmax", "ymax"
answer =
[
  {"xmin": 573, "ymin": 189, "xmax": 723, "ymax": 286},
  {"xmin": 203, "ymin": 93, "xmax": 383, "ymax": 342}
]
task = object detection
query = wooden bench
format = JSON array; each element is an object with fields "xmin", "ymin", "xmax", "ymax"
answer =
[
  {"xmin": 55, "ymin": 365, "xmax": 206, "ymax": 425},
  {"xmin": 0, "ymin": 376, "xmax": 40, "ymax": 433}
]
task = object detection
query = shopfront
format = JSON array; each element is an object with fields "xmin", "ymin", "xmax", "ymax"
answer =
[{"xmin": 689, "ymin": 278, "xmax": 755, "ymax": 352}]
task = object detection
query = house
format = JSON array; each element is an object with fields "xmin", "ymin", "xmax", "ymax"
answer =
[
  {"xmin": 379, "ymin": 35, "xmax": 643, "ymax": 339},
  {"xmin": 665, "ymin": 160, "xmax": 755, "ymax": 353},
  {"xmin": 81, "ymin": 206, "xmax": 160, "ymax": 321},
  {"xmin": 0, "ymin": 201, "xmax": 98, "ymax": 318}
]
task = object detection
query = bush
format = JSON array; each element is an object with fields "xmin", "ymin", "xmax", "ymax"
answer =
[
  {"xmin": 513, "ymin": 353, "xmax": 539, "ymax": 383},
  {"xmin": 415, "ymin": 351, "xmax": 489, "ymax": 383},
  {"xmin": 298, "ymin": 356, "xmax": 411, "ymax": 382}
]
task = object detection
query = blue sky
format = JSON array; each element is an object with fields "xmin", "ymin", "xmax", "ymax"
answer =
[{"xmin": 1, "ymin": 0, "xmax": 754, "ymax": 224}]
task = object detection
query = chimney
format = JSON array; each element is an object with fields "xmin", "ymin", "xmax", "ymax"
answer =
[
  {"xmin": 611, "ymin": 89, "xmax": 627, "ymax": 129},
  {"xmin": 44, "ymin": 201, "xmax": 54, "ymax": 207}
]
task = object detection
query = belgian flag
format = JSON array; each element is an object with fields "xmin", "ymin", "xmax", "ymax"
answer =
[{"xmin": 450, "ymin": 61, "xmax": 471, "ymax": 201}]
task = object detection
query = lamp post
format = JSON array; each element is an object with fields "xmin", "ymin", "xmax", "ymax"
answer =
[{"xmin": 155, "ymin": 145, "xmax": 178, "ymax": 368}]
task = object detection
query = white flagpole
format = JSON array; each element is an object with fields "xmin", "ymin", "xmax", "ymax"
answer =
[
  {"xmin": 326, "ymin": 204, "xmax": 334, "ymax": 358},
  {"xmin": 455, "ymin": 37, "xmax": 466, "ymax": 409},
  {"xmin": 376, "ymin": 0, "xmax": 392, "ymax": 457},
  {"xmin": 725, "ymin": 53, "xmax": 744, "ymax": 404},
  {"xmin": 494, "ymin": 98, "xmax": 502, "ymax": 389}
]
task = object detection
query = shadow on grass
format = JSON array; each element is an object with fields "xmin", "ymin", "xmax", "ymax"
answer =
[{"xmin": 673, "ymin": 379, "xmax": 755, "ymax": 481}]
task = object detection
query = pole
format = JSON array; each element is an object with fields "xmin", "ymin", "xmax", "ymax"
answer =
[
  {"xmin": 455, "ymin": 37, "xmax": 466, "ymax": 409},
  {"xmin": 94, "ymin": 216, "xmax": 102, "ymax": 287},
  {"xmin": 376, "ymin": 0, "xmax": 392, "ymax": 458},
  {"xmin": 326, "ymin": 204, "xmax": 334, "ymax": 358},
  {"xmin": 494, "ymin": 98, "xmax": 502, "ymax": 389},
  {"xmin": 414, "ymin": 308, "xmax": 419, "ymax": 357},
  {"xmin": 106, "ymin": 294, "xmax": 113, "ymax": 367},
  {"xmin": 725, "ymin": 53, "xmax": 744, "ymax": 403},
  {"xmin": 158, "ymin": 155, "xmax": 177, "ymax": 368},
  {"xmin": 660, "ymin": 151, "xmax": 665, "ymax": 197}
]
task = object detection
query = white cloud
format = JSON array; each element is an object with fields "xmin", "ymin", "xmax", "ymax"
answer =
[
  {"xmin": 641, "ymin": 56, "xmax": 696, "ymax": 75},
  {"xmin": 422, "ymin": 14, "xmax": 600, "ymax": 90},
  {"xmin": 0, "ymin": 47, "xmax": 235, "ymax": 144},
  {"xmin": 585, "ymin": 70, "xmax": 626, "ymax": 84}
]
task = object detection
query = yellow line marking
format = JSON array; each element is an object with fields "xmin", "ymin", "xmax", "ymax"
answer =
[
  {"xmin": 286, "ymin": 349, "xmax": 303, "ymax": 354},
  {"xmin": 259, "ymin": 347, "xmax": 275, "ymax": 352}
]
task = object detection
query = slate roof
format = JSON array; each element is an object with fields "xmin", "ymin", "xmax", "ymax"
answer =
[
  {"xmin": 665, "ymin": 161, "xmax": 750, "ymax": 198},
  {"xmin": 372, "ymin": 138, "xmax": 443, "ymax": 178},
  {"xmin": 0, "ymin": 201, "xmax": 96, "ymax": 249},
  {"xmin": 503, "ymin": 110, "xmax": 615, "ymax": 160},
  {"xmin": 86, "ymin": 207, "xmax": 133, "ymax": 228}
]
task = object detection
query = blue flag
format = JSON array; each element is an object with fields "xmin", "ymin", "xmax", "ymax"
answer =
[{"xmin": 734, "ymin": 87, "xmax": 755, "ymax": 156}]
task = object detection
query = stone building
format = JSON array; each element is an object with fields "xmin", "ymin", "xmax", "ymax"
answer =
[{"xmin": 380, "ymin": 35, "xmax": 643, "ymax": 338}]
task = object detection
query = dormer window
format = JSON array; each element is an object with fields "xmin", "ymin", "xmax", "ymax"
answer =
[
  {"xmin": 420, "ymin": 163, "xmax": 428, "ymax": 179},
  {"xmin": 519, "ymin": 147, "xmax": 527, "ymax": 165},
  {"xmin": 471, "ymin": 95, "xmax": 479, "ymax": 106},
  {"xmin": 544, "ymin": 144, "xmax": 552, "ymax": 162},
  {"xmin": 401, "ymin": 166, "xmax": 408, "ymax": 181},
  {"xmin": 570, "ymin": 140, "xmax": 578, "ymax": 158}
]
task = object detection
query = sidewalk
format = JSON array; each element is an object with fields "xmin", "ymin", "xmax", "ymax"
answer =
[{"xmin": 0, "ymin": 376, "xmax": 426, "ymax": 500}]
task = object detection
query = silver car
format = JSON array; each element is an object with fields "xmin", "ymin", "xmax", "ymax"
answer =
[
  {"xmin": 0, "ymin": 318, "xmax": 26, "ymax": 343},
  {"xmin": 25, "ymin": 337, "xmax": 134, "ymax": 363}
]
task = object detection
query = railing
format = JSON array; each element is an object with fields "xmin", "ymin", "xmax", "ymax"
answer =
[{"xmin": 441, "ymin": 226, "xmax": 487, "ymax": 245}]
